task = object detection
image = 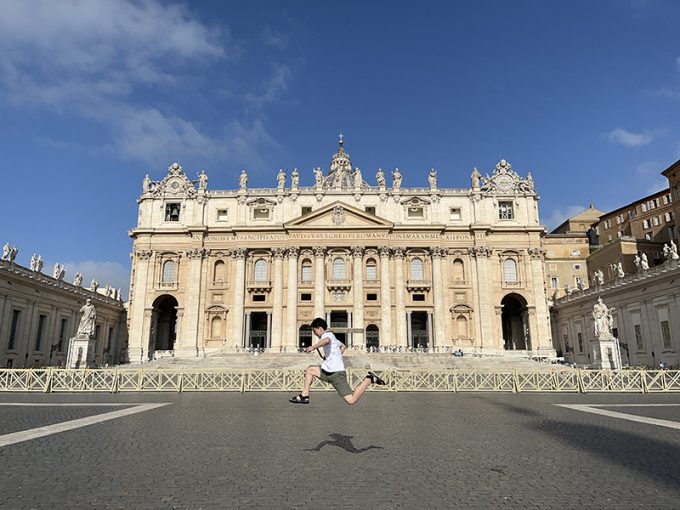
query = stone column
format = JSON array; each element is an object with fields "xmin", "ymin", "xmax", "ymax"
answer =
[
  {"xmin": 379, "ymin": 246, "xmax": 392, "ymax": 346},
  {"xmin": 471, "ymin": 246, "xmax": 493, "ymax": 350},
  {"xmin": 128, "ymin": 249, "xmax": 153, "ymax": 363},
  {"xmin": 266, "ymin": 311, "xmax": 272, "ymax": 349},
  {"xmin": 393, "ymin": 248, "xmax": 407, "ymax": 348},
  {"xmin": 244, "ymin": 311, "xmax": 251, "ymax": 349},
  {"xmin": 427, "ymin": 311, "xmax": 433, "ymax": 349},
  {"xmin": 431, "ymin": 247, "xmax": 447, "ymax": 350},
  {"xmin": 351, "ymin": 246, "xmax": 365, "ymax": 347},
  {"xmin": 270, "ymin": 248, "xmax": 285, "ymax": 350},
  {"xmin": 314, "ymin": 247, "xmax": 326, "ymax": 320},
  {"xmin": 285, "ymin": 247, "xmax": 299, "ymax": 352},
  {"xmin": 406, "ymin": 311, "xmax": 412, "ymax": 348},
  {"xmin": 180, "ymin": 248, "xmax": 206, "ymax": 357},
  {"xmin": 528, "ymin": 248, "xmax": 551, "ymax": 351},
  {"xmin": 231, "ymin": 248, "xmax": 247, "ymax": 349}
]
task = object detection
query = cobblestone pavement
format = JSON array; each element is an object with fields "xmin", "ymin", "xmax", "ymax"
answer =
[{"xmin": 0, "ymin": 392, "xmax": 679, "ymax": 509}]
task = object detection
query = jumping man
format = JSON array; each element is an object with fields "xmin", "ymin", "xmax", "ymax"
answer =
[{"xmin": 289, "ymin": 317, "xmax": 386, "ymax": 405}]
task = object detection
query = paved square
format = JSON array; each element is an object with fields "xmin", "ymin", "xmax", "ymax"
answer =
[{"xmin": 0, "ymin": 392, "xmax": 679, "ymax": 509}]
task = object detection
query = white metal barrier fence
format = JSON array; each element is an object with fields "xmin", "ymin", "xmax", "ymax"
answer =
[{"xmin": 1, "ymin": 368, "xmax": 679, "ymax": 393}]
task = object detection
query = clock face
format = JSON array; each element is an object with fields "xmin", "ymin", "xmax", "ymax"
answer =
[
  {"xmin": 495, "ymin": 174, "xmax": 514, "ymax": 192},
  {"xmin": 167, "ymin": 177, "xmax": 182, "ymax": 191}
]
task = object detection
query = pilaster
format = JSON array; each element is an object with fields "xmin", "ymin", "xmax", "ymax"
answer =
[
  {"xmin": 351, "ymin": 246, "xmax": 365, "ymax": 347},
  {"xmin": 270, "ymin": 248, "xmax": 285, "ymax": 350},
  {"xmin": 379, "ymin": 246, "xmax": 392, "ymax": 345},
  {"xmin": 231, "ymin": 248, "xmax": 247, "ymax": 348},
  {"xmin": 393, "ymin": 248, "xmax": 407, "ymax": 347}
]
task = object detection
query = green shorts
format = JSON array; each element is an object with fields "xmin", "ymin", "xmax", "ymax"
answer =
[{"xmin": 320, "ymin": 369, "xmax": 352, "ymax": 397}]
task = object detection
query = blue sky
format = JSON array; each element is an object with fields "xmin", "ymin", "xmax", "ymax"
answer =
[{"xmin": 1, "ymin": 0, "xmax": 679, "ymax": 299}]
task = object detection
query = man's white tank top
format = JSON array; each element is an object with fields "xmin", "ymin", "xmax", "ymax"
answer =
[{"xmin": 320, "ymin": 331, "xmax": 345, "ymax": 372}]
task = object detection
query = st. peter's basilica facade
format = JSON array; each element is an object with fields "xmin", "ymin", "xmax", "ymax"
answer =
[{"xmin": 127, "ymin": 138, "xmax": 552, "ymax": 362}]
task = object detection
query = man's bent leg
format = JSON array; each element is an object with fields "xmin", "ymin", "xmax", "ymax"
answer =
[
  {"xmin": 302, "ymin": 365, "xmax": 321, "ymax": 396},
  {"xmin": 343, "ymin": 376, "xmax": 372, "ymax": 406}
]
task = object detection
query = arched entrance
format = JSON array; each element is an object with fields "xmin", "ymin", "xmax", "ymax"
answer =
[
  {"xmin": 329, "ymin": 311, "xmax": 348, "ymax": 344},
  {"xmin": 501, "ymin": 294, "xmax": 531, "ymax": 350},
  {"xmin": 299, "ymin": 324, "xmax": 312, "ymax": 350},
  {"xmin": 366, "ymin": 325, "xmax": 379, "ymax": 349},
  {"xmin": 150, "ymin": 295, "xmax": 178, "ymax": 359}
]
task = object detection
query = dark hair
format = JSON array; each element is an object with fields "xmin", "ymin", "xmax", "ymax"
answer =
[{"xmin": 310, "ymin": 317, "xmax": 327, "ymax": 330}]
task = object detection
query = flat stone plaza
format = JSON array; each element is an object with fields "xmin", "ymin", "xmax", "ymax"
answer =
[{"xmin": 1, "ymin": 393, "xmax": 679, "ymax": 509}]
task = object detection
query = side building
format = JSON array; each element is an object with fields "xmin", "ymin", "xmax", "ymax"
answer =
[
  {"xmin": 127, "ymin": 139, "xmax": 554, "ymax": 361},
  {"xmin": 0, "ymin": 259, "xmax": 127, "ymax": 368}
]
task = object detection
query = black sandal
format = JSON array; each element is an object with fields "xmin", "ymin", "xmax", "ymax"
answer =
[
  {"xmin": 367, "ymin": 371, "xmax": 386, "ymax": 386},
  {"xmin": 289, "ymin": 393, "xmax": 310, "ymax": 404}
]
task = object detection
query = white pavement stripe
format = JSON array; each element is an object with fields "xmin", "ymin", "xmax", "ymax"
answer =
[
  {"xmin": 586, "ymin": 404, "xmax": 680, "ymax": 407},
  {"xmin": 0, "ymin": 403, "xmax": 143, "ymax": 407},
  {"xmin": 556, "ymin": 404, "xmax": 680, "ymax": 430},
  {"xmin": 0, "ymin": 403, "xmax": 169, "ymax": 448}
]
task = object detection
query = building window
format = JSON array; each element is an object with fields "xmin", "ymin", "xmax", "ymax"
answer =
[
  {"xmin": 365, "ymin": 206, "xmax": 376, "ymax": 215},
  {"xmin": 617, "ymin": 231, "xmax": 622, "ymax": 238},
  {"xmin": 573, "ymin": 264, "xmax": 581, "ymax": 271},
  {"xmin": 644, "ymin": 232, "xmax": 652, "ymax": 240},
  {"xmin": 413, "ymin": 294, "xmax": 425, "ymax": 302},
  {"xmin": 410, "ymin": 258, "xmax": 424, "ymax": 280},
  {"xmin": 300, "ymin": 293, "xmax": 312, "ymax": 301},
  {"xmin": 449, "ymin": 208, "xmax": 461, "ymax": 221},
  {"xmin": 366, "ymin": 293, "xmax": 378, "ymax": 301},
  {"xmin": 254, "ymin": 208, "xmax": 270, "ymax": 220},
  {"xmin": 165, "ymin": 203, "xmax": 180, "ymax": 222},
  {"xmin": 332, "ymin": 257, "xmax": 346, "ymax": 280},
  {"xmin": 254, "ymin": 259, "xmax": 268, "ymax": 281},
  {"xmin": 641, "ymin": 203, "xmax": 648, "ymax": 213},
  {"xmin": 35, "ymin": 314, "xmax": 47, "ymax": 351},
  {"xmin": 498, "ymin": 201, "xmax": 514, "ymax": 220},
  {"xmin": 365, "ymin": 259, "xmax": 377, "ymax": 280},
  {"xmin": 252, "ymin": 294, "xmax": 266, "ymax": 302},
  {"xmin": 550, "ymin": 277, "xmax": 559, "ymax": 289},
  {"xmin": 58, "ymin": 318, "xmax": 68, "ymax": 352},
  {"xmin": 452, "ymin": 259, "xmax": 464, "ymax": 282},
  {"xmin": 213, "ymin": 260, "xmax": 225, "ymax": 283},
  {"xmin": 211, "ymin": 316, "xmax": 222, "ymax": 339},
  {"xmin": 661, "ymin": 320, "xmax": 672, "ymax": 350},
  {"xmin": 301, "ymin": 260, "xmax": 312, "ymax": 282},
  {"xmin": 8, "ymin": 310, "xmax": 20, "ymax": 350},
  {"xmin": 664, "ymin": 212, "xmax": 673, "ymax": 222},
  {"xmin": 301, "ymin": 206, "xmax": 312, "ymax": 216},
  {"xmin": 216, "ymin": 209, "xmax": 228, "ymax": 222},
  {"xmin": 634, "ymin": 324, "xmax": 644, "ymax": 351},
  {"xmin": 577, "ymin": 332, "xmax": 583, "ymax": 352},
  {"xmin": 162, "ymin": 260, "xmax": 176, "ymax": 284},
  {"xmin": 503, "ymin": 258, "xmax": 518, "ymax": 283},
  {"xmin": 408, "ymin": 207, "xmax": 424, "ymax": 218}
]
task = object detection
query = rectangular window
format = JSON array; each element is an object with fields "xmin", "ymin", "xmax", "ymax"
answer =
[
  {"xmin": 35, "ymin": 314, "xmax": 47, "ymax": 351},
  {"xmin": 573, "ymin": 264, "xmax": 582, "ymax": 271},
  {"xmin": 216, "ymin": 209, "xmax": 229, "ymax": 221},
  {"xmin": 366, "ymin": 293, "xmax": 378, "ymax": 301},
  {"xmin": 301, "ymin": 264, "xmax": 312, "ymax": 282},
  {"xmin": 664, "ymin": 212, "xmax": 672, "ymax": 222},
  {"xmin": 641, "ymin": 203, "xmax": 648, "ymax": 213},
  {"xmin": 300, "ymin": 293, "xmax": 312, "ymax": 301},
  {"xmin": 58, "ymin": 318, "xmax": 68, "ymax": 352},
  {"xmin": 498, "ymin": 201, "xmax": 514, "ymax": 220},
  {"xmin": 301, "ymin": 206, "xmax": 312, "ymax": 216},
  {"xmin": 365, "ymin": 206, "xmax": 376, "ymax": 215},
  {"xmin": 652, "ymin": 216, "xmax": 660, "ymax": 226},
  {"xmin": 412, "ymin": 294, "xmax": 425, "ymax": 302},
  {"xmin": 607, "ymin": 234, "xmax": 612, "ymax": 242},
  {"xmin": 449, "ymin": 208, "xmax": 461, "ymax": 221},
  {"xmin": 634, "ymin": 324, "xmax": 644, "ymax": 351},
  {"xmin": 165, "ymin": 203, "xmax": 180, "ymax": 221},
  {"xmin": 661, "ymin": 320, "xmax": 672, "ymax": 350},
  {"xmin": 252, "ymin": 295, "xmax": 266, "ymax": 302},
  {"xmin": 653, "ymin": 198, "xmax": 660, "ymax": 208},
  {"xmin": 645, "ymin": 232, "xmax": 652, "ymax": 240},
  {"xmin": 254, "ymin": 208, "xmax": 270, "ymax": 220},
  {"xmin": 575, "ymin": 276, "xmax": 584, "ymax": 288},
  {"xmin": 643, "ymin": 219, "xmax": 650, "ymax": 229},
  {"xmin": 8, "ymin": 310, "xmax": 21, "ymax": 350},
  {"xmin": 407, "ymin": 207, "xmax": 423, "ymax": 218},
  {"xmin": 550, "ymin": 277, "xmax": 559, "ymax": 289},
  {"xmin": 577, "ymin": 332, "xmax": 583, "ymax": 353}
]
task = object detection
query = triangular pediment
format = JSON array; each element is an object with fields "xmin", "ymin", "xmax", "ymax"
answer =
[{"xmin": 285, "ymin": 201, "xmax": 393, "ymax": 229}]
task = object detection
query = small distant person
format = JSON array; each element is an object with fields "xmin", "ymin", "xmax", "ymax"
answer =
[{"xmin": 289, "ymin": 317, "xmax": 386, "ymax": 405}]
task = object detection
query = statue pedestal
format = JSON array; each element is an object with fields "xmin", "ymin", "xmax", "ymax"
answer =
[
  {"xmin": 66, "ymin": 335, "xmax": 95, "ymax": 369},
  {"xmin": 590, "ymin": 334, "xmax": 622, "ymax": 370}
]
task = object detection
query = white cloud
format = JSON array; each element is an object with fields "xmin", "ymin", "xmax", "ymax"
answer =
[
  {"xmin": 645, "ymin": 177, "xmax": 669, "ymax": 195},
  {"xmin": 261, "ymin": 27, "xmax": 289, "ymax": 49},
  {"xmin": 543, "ymin": 205, "xmax": 588, "ymax": 232},
  {"xmin": 606, "ymin": 127, "xmax": 653, "ymax": 147},
  {"xmin": 245, "ymin": 63, "xmax": 292, "ymax": 106}
]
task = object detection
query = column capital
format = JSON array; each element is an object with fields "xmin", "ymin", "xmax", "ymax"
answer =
[
  {"xmin": 134, "ymin": 249, "xmax": 153, "ymax": 260},
  {"xmin": 431, "ymin": 247, "xmax": 446, "ymax": 258},
  {"xmin": 186, "ymin": 248, "xmax": 208, "ymax": 260},
  {"xmin": 469, "ymin": 246, "xmax": 491, "ymax": 258},
  {"xmin": 378, "ymin": 246, "xmax": 391, "ymax": 258},
  {"xmin": 231, "ymin": 248, "xmax": 247, "ymax": 259},
  {"xmin": 392, "ymin": 247, "xmax": 405, "ymax": 259},
  {"xmin": 272, "ymin": 247, "xmax": 286, "ymax": 259},
  {"xmin": 313, "ymin": 246, "xmax": 326, "ymax": 258},
  {"xmin": 528, "ymin": 247, "xmax": 545, "ymax": 259},
  {"xmin": 351, "ymin": 246, "xmax": 364, "ymax": 258},
  {"xmin": 286, "ymin": 247, "xmax": 299, "ymax": 258}
]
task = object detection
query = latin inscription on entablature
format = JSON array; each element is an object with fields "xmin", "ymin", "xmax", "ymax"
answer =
[{"xmin": 206, "ymin": 232, "xmax": 472, "ymax": 242}]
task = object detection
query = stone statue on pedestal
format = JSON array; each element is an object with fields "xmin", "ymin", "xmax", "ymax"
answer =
[
  {"xmin": 428, "ymin": 168, "xmax": 437, "ymax": 188},
  {"xmin": 353, "ymin": 167, "xmax": 362, "ymax": 188},
  {"xmin": 314, "ymin": 167, "xmax": 323, "ymax": 187},
  {"xmin": 73, "ymin": 272, "xmax": 83, "ymax": 287},
  {"xmin": 592, "ymin": 297, "xmax": 613, "ymax": 339},
  {"xmin": 291, "ymin": 168, "xmax": 299, "ymax": 188},
  {"xmin": 239, "ymin": 170, "xmax": 248, "ymax": 191},
  {"xmin": 376, "ymin": 168, "xmax": 386, "ymax": 187},
  {"xmin": 76, "ymin": 299, "xmax": 97, "ymax": 338},
  {"xmin": 616, "ymin": 262, "xmax": 625, "ymax": 279},
  {"xmin": 640, "ymin": 253, "xmax": 649, "ymax": 270},
  {"xmin": 277, "ymin": 169, "xmax": 286, "ymax": 189},
  {"xmin": 392, "ymin": 168, "xmax": 402, "ymax": 190},
  {"xmin": 1, "ymin": 243, "xmax": 9, "ymax": 260},
  {"xmin": 471, "ymin": 167, "xmax": 481, "ymax": 189},
  {"xmin": 670, "ymin": 240, "xmax": 680, "ymax": 260},
  {"xmin": 198, "ymin": 170, "xmax": 208, "ymax": 191}
]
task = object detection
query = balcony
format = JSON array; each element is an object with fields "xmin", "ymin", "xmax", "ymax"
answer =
[
  {"xmin": 406, "ymin": 280, "xmax": 431, "ymax": 291},
  {"xmin": 327, "ymin": 279, "xmax": 352, "ymax": 291},
  {"xmin": 247, "ymin": 280, "xmax": 272, "ymax": 292}
]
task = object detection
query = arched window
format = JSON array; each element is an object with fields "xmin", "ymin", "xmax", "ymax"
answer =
[
  {"xmin": 504, "ymin": 258, "xmax": 518, "ymax": 283},
  {"xmin": 365, "ymin": 258, "xmax": 377, "ymax": 280},
  {"xmin": 254, "ymin": 259, "xmax": 268, "ymax": 281},
  {"xmin": 332, "ymin": 257, "xmax": 346, "ymax": 280},
  {"xmin": 213, "ymin": 260, "xmax": 225, "ymax": 282},
  {"xmin": 411, "ymin": 258, "xmax": 424, "ymax": 280},
  {"xmin": 301, "ymin": 259, "xmax": 312, "ymax": 282},
  {"xmin": 456, "ymin": 315, "xmax": 468, "ymax": 338},
  {"xmin": 162, "ymin": 260, "xmax": 176, "ymax": 283},
  {"xmin": 210, "ymin": 316, "xmax": 222, "ymax": 339},
  {"xmin": 452, "ymin": 259, "xmax": 465, "ymax": 282}
]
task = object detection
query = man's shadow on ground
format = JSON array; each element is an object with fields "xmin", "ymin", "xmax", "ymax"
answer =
[{"xmin": 305, "ymin": 433, "xmax": 384, "ymax": 454}]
